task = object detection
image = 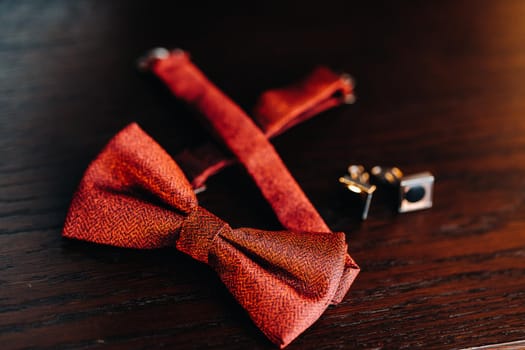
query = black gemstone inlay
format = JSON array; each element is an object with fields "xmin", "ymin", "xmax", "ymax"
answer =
[{"xmin": 405, "ymin": 186, "xmax": 426, "ymax": 202}]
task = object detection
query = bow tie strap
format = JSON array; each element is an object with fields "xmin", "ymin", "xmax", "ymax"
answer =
[
  {"xmin": 150, "ymin": 51, "xmax": 330, "ymax": 233},
  {"xmin": 146, "ymin": 54, "xmax": 360, "ymax": 305},
  {"xmin": 170, "ymin": 66, "xmax": 354, "ymax": 190}
]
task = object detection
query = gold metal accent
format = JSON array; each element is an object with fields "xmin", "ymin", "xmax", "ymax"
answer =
[{"xmin": 339, "ymin": 165, "xmax": 376, "ymax": 220}]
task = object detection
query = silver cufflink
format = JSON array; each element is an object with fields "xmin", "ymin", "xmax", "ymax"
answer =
[
  {"xmin": 339, "ymin": 165, "xmax": 376, "ymax": 220},
  {"xmin": 371, "ymin": 166, "xmax": 434, "ymax": 213}
]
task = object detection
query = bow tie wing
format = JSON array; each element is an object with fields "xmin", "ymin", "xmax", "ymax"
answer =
[
  {"xmin": 176, "ymin": 206, "xmax": 355, "ymax": 348},
  {"xmin": 210, "ymin": 226, "xmax": 350, "ymax": 348},
  {"xmin": 62, "ymin": 123, "xmax": 198, "ymax": 248}
]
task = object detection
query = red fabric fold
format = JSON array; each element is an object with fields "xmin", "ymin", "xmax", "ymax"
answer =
[
  {"xmin": 253, "ymin": 66, "xmax": 353, "ymax": 138},
  {"xmin": 63, "ymin": 123, "xmax": 359, "ymax": 348}
]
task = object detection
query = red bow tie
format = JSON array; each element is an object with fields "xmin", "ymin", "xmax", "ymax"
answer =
[{"xmin": 63, "ymin": 123, "xmax": 359, "ymax": 348}]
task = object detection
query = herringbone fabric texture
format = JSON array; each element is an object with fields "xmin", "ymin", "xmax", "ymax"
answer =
[{"xmin": 63, "ymin": 123, "xmax": 359, "ymax": 348}]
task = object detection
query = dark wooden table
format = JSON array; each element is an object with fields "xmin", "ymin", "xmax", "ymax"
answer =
[{"xmin": 2, "ymin": 1, "xmax": 525, "ymax": 349}]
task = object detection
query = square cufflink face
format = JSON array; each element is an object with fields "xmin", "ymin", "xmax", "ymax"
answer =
[{"xmin": 398, "ymin": 172, "xmax": 434, "ymax": 213}]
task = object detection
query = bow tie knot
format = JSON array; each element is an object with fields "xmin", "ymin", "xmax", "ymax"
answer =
[{"xmin": 178, "ymin": 207, "xmax": 229, "ymax": 264}]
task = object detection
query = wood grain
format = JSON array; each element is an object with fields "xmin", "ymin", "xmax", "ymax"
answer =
[{"xmin": 1, "ymin": 1, "xmax": 525, "ymax": 349}]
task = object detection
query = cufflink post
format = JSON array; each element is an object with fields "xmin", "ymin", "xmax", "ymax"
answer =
[{"xmin": 339, "ymin": 165, "xmax": 376, "ymax": 220}]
